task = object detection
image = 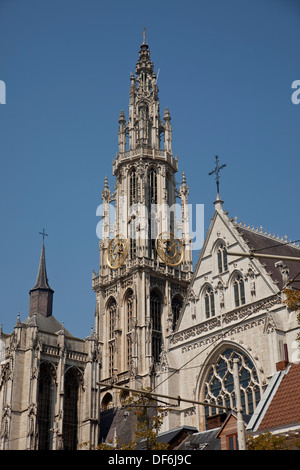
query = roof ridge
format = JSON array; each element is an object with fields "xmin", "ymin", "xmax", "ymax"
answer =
[{"xmin": 231, "ymin": 218, "xmax": 300, "ymax": 250}]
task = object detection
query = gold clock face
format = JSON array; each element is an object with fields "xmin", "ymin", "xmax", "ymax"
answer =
[
  {"xmin": 107, "ymin": 235, "xmax": 129, "ymax": 269},
  {"xmin": 155, "ymin": 232, "xmax": 184, "ymax": 266}
]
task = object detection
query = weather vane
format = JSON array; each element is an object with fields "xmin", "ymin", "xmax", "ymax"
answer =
[
  {"xmin": 39, "ymin": 228, "xmax": 48, "ymax": 241},
  {"xmin": 209, "ymin": 156, "xmax": 226, "ymax": 195}
]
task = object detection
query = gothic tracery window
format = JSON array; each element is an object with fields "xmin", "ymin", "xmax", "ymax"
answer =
[
  {"xmin": 147, "ymin": 168, "xmax": 158, "ymax": 258},
  {"xmin": 148, "ymin": 168, "xmax": 157, "ymax": 205},
  {"xmin": 63, "ymin": 368, "xmax": 80, "ymax": 451},
  {"xmin": 108, "ymin": 297, "xmax": 117, "ymax": 340},
  {"xmin": 203, "ymin": 348, "xmax": 261, "ymax": 422},
  {"xmin": 126, "ymin": 289, "xmax": 134, "ymax": 369},
  {"xmin": 130, "ymin": 168, "xmax": 137, "ymax": 206},
  {"xmin": 233, "ymin": 275, "xmax": 246, "ymax": 307},
  {"xmin": 150, "ymin": 290, "xmax": 162, "ymax": 363},
  {"xmin": 217, "ymin": 243, "xmax": 228, "ymax": 273},
  {"xmin": 204, "ymin": 287, "xmax": 215, "ymax": 318},
  {"xmin": 126, "ymin": 289, "xmax": 134, "ymax": 332},
  {"xmin": 107, "ymin": 298, "xmax": 117, "ymax": 377},
  {"xmin": 172, "ymin": 294, "xmax": 183, "ymax": 330},
  {"xmin": 37, "ymin": 362, "xmax": 55, "ymax": 450}
]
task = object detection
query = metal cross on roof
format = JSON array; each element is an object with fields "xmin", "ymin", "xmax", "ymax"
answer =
[
  {"xmin": 39, "ymin": 228, "xmax": 48, "ymax": 241},
  {"xmin": 209, "ymin": 155, "xmax": 227, "ymax": 195}
]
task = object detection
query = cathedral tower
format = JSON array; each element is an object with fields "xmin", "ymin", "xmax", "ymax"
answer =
[{"xmin": 93, "ymin": 37, "xmax": 193, "ymax": 404}]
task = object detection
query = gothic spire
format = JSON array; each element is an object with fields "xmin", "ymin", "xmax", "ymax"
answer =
[
  {"xmin": 31, "ymin": 240, "xmax": 52, "ymax": 291},
  {"xmin": 29, "ymin": 236, "xmax": 54, "ymax": 318}
]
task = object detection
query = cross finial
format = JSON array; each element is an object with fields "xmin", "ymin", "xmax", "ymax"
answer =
[
  {"xmin": 39, "ymin": 228, "xmax": 48, "ymax": 242},
  {"xmin": 209, "ymin": 155, "xmax": 226, "ymax": 195}
]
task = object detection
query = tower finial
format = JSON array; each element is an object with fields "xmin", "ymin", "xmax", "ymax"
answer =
[
  {"xmin": 104, "ymin": 175, "xmax": 109, "ymax": 190},
  {"xmin": 39, "ymin": 228, "xmax": 48, "ymax": 242},
  {"xmin": 209, "ymin": 155, "xmax": 226, "ymax": 197},
  {"xmin": 143, "ymin": 26, "xmax": 146, "ymax": 44}
]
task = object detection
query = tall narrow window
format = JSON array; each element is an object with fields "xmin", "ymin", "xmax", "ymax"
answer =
[
  {"xmin": 108, "ymin": 298, "xmax": 117, "ymax": 340},
  {"xmin": 129, "ymin": 169, "xmax": 137, "ymax": 259},
  {"xmin": 217, "ymin": 244, "xmax": 228, "ymax": 273},
  {"xmin": 148, "ymin": 169, "xmax": 157, "ymax": 258},
  {"xmin": 37, "ymin": 363, "xmax": 54, "ymax": 450},
  {"xmin": 172, "ymin": 295, "xmax": 183, "ymax": 331},
  {"xmin": 130, "ymin": 220, "xmax": 137, "ymax": 259},
  {"xmin": 109, "ymin": 343, "xmax": 114, "ymax": 377},
  {"xmin": 148, "ymin": 169, "xmax": 157, "ymax": 205},
  {"xmin": 204, "ymin": 287, "xmax": 215, "ymax": 318},
  {"xmin": 63, "ymin": 368, "xmax": 80, "ymax": 450},
  {"xmin": 126, "ymin": 289, "xmax": 134, "ymax": 332},
  {"xmin": 234, "ymin": 275, "xmax": 245, "ymax": 307},
  {"xmin": 130, "ymin": 168, "xmax": 137, "ymax": 206},
  {"xmin": 127, "ymin": 336, "xmax": 132, "ymax": 370},
  {"xmin": 150, "ymin": 290, "xmax": 162, "ymax": 363}
]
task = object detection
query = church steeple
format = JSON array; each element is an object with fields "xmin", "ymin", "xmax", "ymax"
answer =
[
  {"xmin": 29, "ymin": 236, "xmax": 54, "ymax": 318},
  {"xmin": 116, "ymin": 36, "xmax": 173, "ymax": 157}
]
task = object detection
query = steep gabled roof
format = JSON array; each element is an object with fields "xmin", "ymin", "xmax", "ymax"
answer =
[
  {"xmin": 235, "ymin": 225, "xmax": 300, "ymax": 290},
  {"xmin": 257, "ymin": 363, "xmax": 300, "ymax": 432}
]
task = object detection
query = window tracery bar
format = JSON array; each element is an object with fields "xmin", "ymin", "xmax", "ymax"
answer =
[{"xmin": 203, "ymin": 348, "xmax": 261, "ymax": 421}]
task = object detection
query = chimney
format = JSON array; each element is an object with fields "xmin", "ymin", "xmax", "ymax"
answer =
[
  {"xmin": 276, "ymin": 360, "xmax": 289, "ymax": 371},
  {"xmin": 206, "ymin": 413, "xmax": 227, "ymax": 430}
]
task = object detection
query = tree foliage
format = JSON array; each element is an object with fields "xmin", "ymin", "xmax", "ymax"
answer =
[
  {"xmin": 283, "ymin": 288, "xmax": 300, "ymax": 345},
  {"xmin": 97, "ymin": 388, "xmax": 169, "ymax": 450},
  {"xmin": 247, "ymin": 432, "xmax": 300, "ymax": 450}
]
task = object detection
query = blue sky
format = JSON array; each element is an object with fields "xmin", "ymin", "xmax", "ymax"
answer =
[{"xmin": 0, "ymin": 0, "xmax": 299, "ymax": 338}]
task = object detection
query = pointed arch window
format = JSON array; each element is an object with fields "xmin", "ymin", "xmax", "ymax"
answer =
[
  {"xmin": 130, "ymin": 168, "xmax": 137, "ymax": 206},
  {"xmin": 108, "ymin": 298, "xmax": 117, "ymax": 340},
  {"xmin": 127, "ymin": 336, "xmax": 132, "ymax": 370},
  {"xmin": 150, "ymin": 290, "xmax": 162, "ymax": 363},
  {"xmin": 109, "ymin": 343, "xmax": 114, "ymax": 377},
  {"xmin": 37, "ymin": 362, "xmax": 55, "ymax": 450},
  {"xmin": 148, "ymin": 169, "xmax": 158, "ymax": 258},
  {"xmin": 148, "ymin": 168, "xmax": 157, "ymax": 205},
  {"xmin": 217, "ymin": 243, "xmax": 228, "ymax": 273},
  {"xmin": 233, "ymin": 275, "xmax": 245, "ymax": 307},
  {"xmin": 126, "ymin": 289, "xmax": 134, "ymax": 332},
  {"xmin": 204, "ymin": 287, "xmax": 215, "ymax": 318},
  {"xmin": 203, "ymin": 348, "xmax": 261, "ymax": 422},
  {"xmin": 172, "ymin": 295, "xmax": 183, "ymax": 330},
  {"xmin": 63, "ymin": 368, "xmax": 80, "ymax": 450}
]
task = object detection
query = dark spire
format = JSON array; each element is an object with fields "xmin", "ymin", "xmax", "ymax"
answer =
[
  {"xmin": 31, "ymin": 241, "xmax": 53, "ymax": 290},
  {"xmin": 29, "ymin": 236, "xmax": 54, "ymax": 318}
]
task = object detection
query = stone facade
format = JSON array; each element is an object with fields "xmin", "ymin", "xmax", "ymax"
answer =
[
  {"xmin": 0, "ymin": 243, "xmax": 101, "ymax": 450},
  {"xmin": 96, "ymin": 39, "xmax": 300, "ymax": 440},
  {"xmin": 1, "ymin": 38, "xmax": 299, "ymax": 449},
  {"xmin": 156, "ymin": 199, "xmax": 300, "ymax": 433}
]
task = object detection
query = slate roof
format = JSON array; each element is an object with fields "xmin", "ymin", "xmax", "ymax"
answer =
[
  {"xmin": 23, "ymin": 312, "xmax": 74, "ymax": 337},
  {"xmin": 177, "ymin": 427, "xmax": 221, "ymax": 450},
  {"xmin": 257, "ymin": 363, "xmax": 300, "ymax": 432},
  {"xmin": 235, "ymin": 225, "xmax": 300, "ymax": 289}
]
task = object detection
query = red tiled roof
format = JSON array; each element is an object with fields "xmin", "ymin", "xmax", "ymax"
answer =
[{"xmin": 258, "ymin": 363, "xmax": 300, "ymax": 431}]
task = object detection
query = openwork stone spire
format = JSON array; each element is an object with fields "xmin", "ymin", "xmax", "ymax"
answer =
[{"xmin": 117, "ymin": 37, "xmax": 172, "ymax": 156}]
